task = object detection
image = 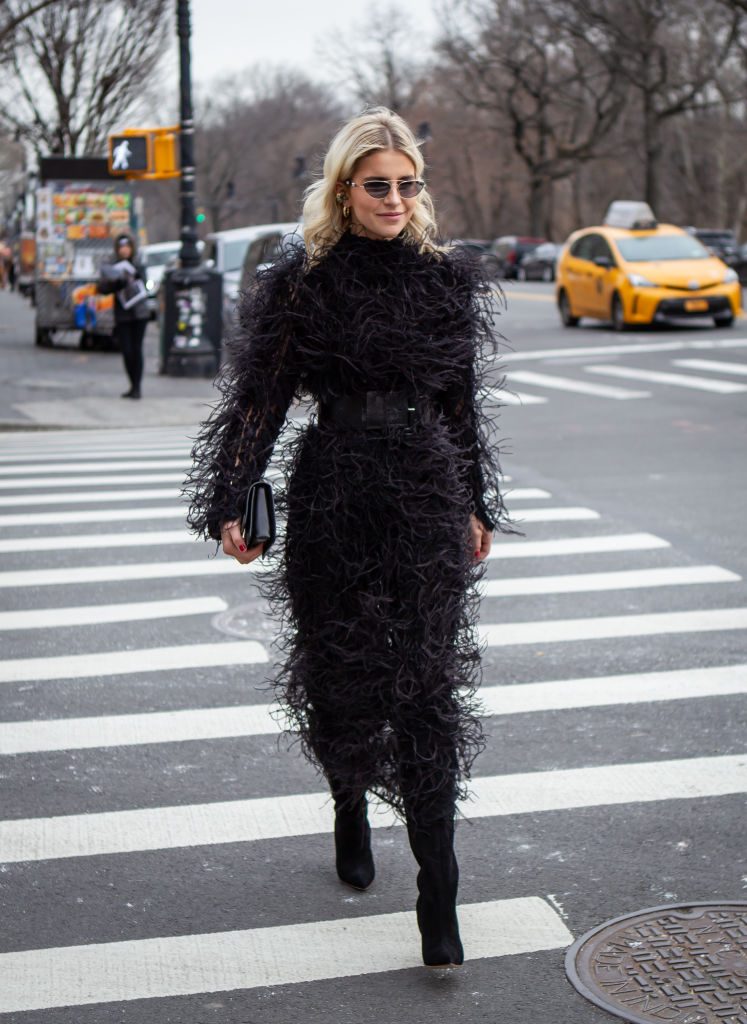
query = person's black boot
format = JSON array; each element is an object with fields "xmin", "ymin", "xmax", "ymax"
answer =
[
  {"xmin": 407, "ymin": 816, "xmax": 464, "ymax": 967},
  {"xmin": 333, "ymin": 794, "xmax": 375, "ymax": 891}
]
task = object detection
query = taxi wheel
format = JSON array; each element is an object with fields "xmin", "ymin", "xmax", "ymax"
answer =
[
  {"xmin": 558, "ymin": 290, "xmax": 579, "ymax": 327},
  {"xmin": 713, "ymin": 314, "xmax": 734, "ymax": 328},
  {"xmin": 611, "ymin": 294, "xmax": 627, "ymax": 332}
]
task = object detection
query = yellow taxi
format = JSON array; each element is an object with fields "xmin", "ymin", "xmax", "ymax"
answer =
[{"xmin": 556, "ymin": 201, "xmax": 742, "ymax": 330}]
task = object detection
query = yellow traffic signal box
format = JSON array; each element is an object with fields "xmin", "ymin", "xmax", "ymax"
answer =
[{"xmin": 108, "ymin": 128, "xmax": 180, "ymax": 180}]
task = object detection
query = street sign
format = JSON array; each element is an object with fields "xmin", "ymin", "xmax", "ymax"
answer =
[{"xmin": 109, "ymin": 135, "xmax": 150, "ymax": 174}]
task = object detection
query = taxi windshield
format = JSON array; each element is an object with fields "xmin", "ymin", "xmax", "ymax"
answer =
[{"xmin": 616, "ymin": 235, "xmax": 711, "ymax": 262}]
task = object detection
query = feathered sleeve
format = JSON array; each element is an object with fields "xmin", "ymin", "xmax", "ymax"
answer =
[
  {"xmin": 184, "ymin": 254, "xmax": 304, "ymax": 541},
  {"xmin": 433, "ymin": 249, "xmax": 509, "ymax": 533}
]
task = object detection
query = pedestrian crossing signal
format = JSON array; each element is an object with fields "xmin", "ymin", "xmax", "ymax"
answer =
[
  {"xmin": 109, "ymin": 134, "xmax": 151, "ymax": 174},
  {"xmin": 107, "ymin": 127, "xmax": 180, "ymax": 179}
]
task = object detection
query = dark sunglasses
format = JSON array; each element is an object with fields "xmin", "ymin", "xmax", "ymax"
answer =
[{"xmin": 345, "ymin": 178, "xmax": 425, "ymax": 199}]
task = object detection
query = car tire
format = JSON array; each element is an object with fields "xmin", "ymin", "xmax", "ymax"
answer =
[
  {"xmin": 611, "ymin": 294, "xmax": 627, "ymax": 332},
  {"xmin": 558, "ymin": 290, "xmax": 579, "ymax": 327},
  {"xmin": 713, "ymin": 314, "xmax": 734, "ymax": 328}
]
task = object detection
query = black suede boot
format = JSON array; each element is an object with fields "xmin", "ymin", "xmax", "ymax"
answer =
[
  {"xmin": 333, "ymin": 793, "xmax": 375, "ymax": 891},
  {"xmin": 407, "ymin": 816, "xmax": 464, "ymax": 967}
]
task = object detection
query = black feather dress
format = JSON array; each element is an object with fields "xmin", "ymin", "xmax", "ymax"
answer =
[{"xmin": 185, "ymin": 230, "xmax": 509, "ymax": 822}]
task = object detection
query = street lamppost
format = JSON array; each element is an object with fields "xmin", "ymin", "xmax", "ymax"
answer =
[{"xmin": 159, "ymin": 0, "xmax": 223, "ymax": 376}]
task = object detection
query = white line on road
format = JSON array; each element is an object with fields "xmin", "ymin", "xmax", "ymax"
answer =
[
  {"xmin": 672, "ymin": 358, "xmax": 747, "ymax": 377},
  {"xmin": 0, "ymin": 898, "xmax": 572, "ymax": 1014},
  {"xmin": 0, "ymin": 507, "xmax": 186, "ymax": 528},
  {"xmin": 487, "ymin": 532, "xmax": 670, "ymax": 559},
  {"xmin": 1, "ymin": 664, "xmax": 743, "ymax": 755},
  {"xmin": 0, "ymin": 557, "xmax": 257, "ymax": 588},
  {"xmin": 487, "ymin": 387, "xmax": 548, "ymax": 405},
  {"xmin": 507, "ymin": 369, "xmax": 650, "ymax": 400},
  {"xmin": 1, "ymin": 754, "xmax": 744, "ymax": 862},
  {"xmin": 0, "ymin": 459, "xmax": 188, "ymax": 476},
  {"xmin": 479, "ymin": 607, "xmax": 747, "ymax": 646},
  {"xmin": 0, "ymin": 596, "xmax": 227, "ymax": 631},
  {"xmin": 586, "ymin": 363, "xmax": 747, "ymax": 393},
  {"xmin": 0, "ymin": 487, "xmax": 177, "ymax": 507},
  {"xmin": 510, "ymin": 506, "xmax": 600, "ymax": 522},
  {"xmin": 498, "ymin": 337, "xmax": 747, "ymax": 363},
  {"xmin": 0, "ymin": 640, "xmax": 267, "ymax": 684},
  {"xmin": 0, "ymin": 472, "xmax": 185, "ymax": 490},
  {"xmin": 481, "ymin": 564, "xmax": 740, "ymax": 597},
  {"xmin": 500, "ymin": 488, "xmax": 551, "ymax": 500},
  {"xmin": 0, "ymin": 529, "xmax": 195, "ymax": 553},
  {"xmin": 0, "ymin": 449, "xmax": 189, "ymax": 464}
]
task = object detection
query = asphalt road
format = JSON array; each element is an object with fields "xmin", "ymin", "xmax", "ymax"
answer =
[{"xmin": 0, "ymin": 282, "xmax": 745, "ymax": 1023}]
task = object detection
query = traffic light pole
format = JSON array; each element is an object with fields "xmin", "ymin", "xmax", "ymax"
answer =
[
  {"xmin": 159, "ymin": 0, "xmax": 223, "ymax": 376},
  {"xmin": 176, "ymin": 0, "xmax": 200, "ymax": 269}
]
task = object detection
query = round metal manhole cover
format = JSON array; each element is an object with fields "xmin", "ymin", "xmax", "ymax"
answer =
[
  {"xmin": 566, "ymin": 903, "xmax": 747, "ymax": 1024},
  {"xmin": 212, "ymin": 602, "xmax": 277, "ymax": 644}
]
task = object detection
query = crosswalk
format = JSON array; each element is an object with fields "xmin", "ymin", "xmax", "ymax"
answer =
[
  {"xmin": 0, "ymin": 426, "xmax": 745, "ymax": 1018},
  {"xmin": 495, "ymin": 336, "xmax": 747, "ymax": 405}
]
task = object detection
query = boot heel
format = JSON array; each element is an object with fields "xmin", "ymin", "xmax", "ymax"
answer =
[
  {"xmin": 408, "ymin": 816, "xmax": 464, "ymax": 967},
  {"xmin": 334, "ymin": 797, "xmax": 375, "ymax": 891}
]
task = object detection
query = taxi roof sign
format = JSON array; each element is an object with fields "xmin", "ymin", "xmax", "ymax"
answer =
[{"xmin": 603, "ymin": 200, "xmax": 658, "ymax": 230}]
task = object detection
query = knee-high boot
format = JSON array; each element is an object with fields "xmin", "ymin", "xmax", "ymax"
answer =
[
  {"xmin": 406, "ymin": 815, "xmax": 464, "ymax": 967},
  {"xmin": 332, "ymin": 789, "xmax": 375, "ymax": 891}
]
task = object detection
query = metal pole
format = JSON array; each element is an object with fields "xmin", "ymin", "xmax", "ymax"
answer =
[{"xmin": 176, "ymin": 0, "xmax": 200, "ymax": 269}]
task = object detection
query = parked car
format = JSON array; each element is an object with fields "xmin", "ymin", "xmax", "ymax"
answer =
[
  {"xmin": 516, "ymin": 242, "xmax": 560, "ymax": 281},
  {"xmin": 141, "ymin": 241, "xmax": 182, "ymax": 319},
  {"xmin": 483, "ymin": 235, "xmax": 546, "ymax": 279},
  {"xmin": 205, "ymin": 222, "xmax": 297, "ymax": 325},
  {"xmin": 685, "ymin": 228, "xmax": 740, "ymax": 269},
  {"xmin": 555, "ymin": 201, "xmax": 742, "ymax": 330}
]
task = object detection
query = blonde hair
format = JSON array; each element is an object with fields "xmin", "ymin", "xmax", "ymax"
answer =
[{"xmin": 302, "ymin": 107, "xmax": 440, "ymax": 259}]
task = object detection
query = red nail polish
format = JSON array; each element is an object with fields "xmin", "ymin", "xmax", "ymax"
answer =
[
  {"xmin": 239, "ymin": 544, "xmax": 246, "ymax": 552},
  {"xmin": 475, "ymin": 550, "xmax": 480, "ymax": 558}
]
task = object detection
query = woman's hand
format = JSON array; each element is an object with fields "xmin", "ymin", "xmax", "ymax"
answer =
[
  {"xmin": 220, "ymin": 519, "xmax": 265, "ymax": 564},
  {"xmin": 469, "ymin": 513, "xmax": 493, "ymax": 563}
]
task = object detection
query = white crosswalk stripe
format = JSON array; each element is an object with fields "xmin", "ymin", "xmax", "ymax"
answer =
[
  {"xmin": 586, "ymin": 363, "xmax": 747, "ymax": 393},
  {"xmin": 0, "ymin": 425, "xmax": 744, "ymax": 1017}
]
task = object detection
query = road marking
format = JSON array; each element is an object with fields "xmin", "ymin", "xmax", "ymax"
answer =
[
  {"xmin": 0, "ymin": 472, "xmax": 185, "ymax": 490},
  {"xmin": 0, "ymin": 487, "xmax": 177, "ymax": 507},
  {"xmin": 673, "ymin": 358, "xmax": 747, "ymax": 377},
  {"xmin": 507, "ymin": 369, "xmax": 649, "ymax": 400},
  {"xmin": 1, "ymin": 754, "xmax": 744, "ymax": 862},
  {"xmin": 482, "ymin": 564, "xmax": 740, "ymax": 597},
  {"xmin": 2, "ymin": 664, "xmax": 743, "ymax": 755},
  {"xmin": 479, "ymin": 607, "xmax": 747, "ymax": 646},
  {"xmin": 0, "ymin": 459, "xmax": 188, "ymax": 476},
  {"xmin": 0, "ymin": 898, "xmax": 572, "ymax": 1013},
  {"xmin": 0, "ymin": 529, "xmax": 196, "ymax": 553},
  {"xmin": 487, "ymin": 387, "xmax": 548, "ymax": 405},
  {"xmin": 499, "ymin": 338, "xmax": 747, "ymax": 363},
  {"xmin": 0, "ymin": 640, "xmax": 267, "ymax": 684},
  {"xmin": 0, "ymin": 507, "xmax": 186, "ymax": 528},
  {"xmin": 487, "ymin": 532, "xmax": 670, "ymax": 559},
  {"xmin": 0, "ymin": 448, "xmax": 188, "ymax": 464},
  {"xmin": 0, "ymin": 596, "xmax": 227, "ymax": 631},
  {"xmin": 0, "ymin": 557, "xmax": 258, "ymax": 588},
  {"xmin": 501, "ymin": 488, "xmax": 551, "ymax": 500},
  {"xmin": 586, "ymin": 364, "xmax": 747, "ymax": 393},
  {"xmin": 511, "ymin": 506, "xmax": 600, "ymax": 522}
]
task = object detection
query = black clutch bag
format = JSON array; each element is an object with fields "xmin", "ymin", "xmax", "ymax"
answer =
[{"xmin": 240, "ymin": 480, "xmax": 276, "ymax": 554}]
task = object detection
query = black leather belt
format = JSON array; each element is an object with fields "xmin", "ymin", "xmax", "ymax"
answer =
[{"xmin": 319, "ymin": 390, "xmax": 429, "ymax": 432}]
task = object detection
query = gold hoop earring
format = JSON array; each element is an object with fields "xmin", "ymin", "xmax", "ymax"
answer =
[{"xmin": 343, "ymin": 204, "xmax": 350, "ymax": 219}]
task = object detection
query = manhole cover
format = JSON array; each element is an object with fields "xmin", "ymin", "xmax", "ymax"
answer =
[
  {"xmin": 212, "ymin": 602, "xmax": 276, "ymax": 644},
  {"xmin": 566, "ymin": 903, "xmax": 747, "ymax": 1024}
]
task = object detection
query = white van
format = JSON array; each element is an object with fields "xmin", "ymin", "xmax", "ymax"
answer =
[{"xmin": 204, "ymin": 222, "xmax": 297, "ymax": 323}]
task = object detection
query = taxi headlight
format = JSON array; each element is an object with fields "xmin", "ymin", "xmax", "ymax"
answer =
[
  {"xmin": 723, "ymin": 268, "xmax": 738, "ymax": 284},
  {"xmin": 628, "ymin": 273, "xmax": 656, "ymax": 287}
]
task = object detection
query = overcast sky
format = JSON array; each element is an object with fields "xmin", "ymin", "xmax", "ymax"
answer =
[{"xmin": 188, "ymin": 0, "xmax": 442, "ymax": 87}]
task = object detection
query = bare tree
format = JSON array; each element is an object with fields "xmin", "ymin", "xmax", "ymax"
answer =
[
  {"xmin": 317, "ymin": 6, "xmax": 428, "ymax": 115},
  {"xmin": 568, "ymin": 0, "xmax": 746, "ymax": 212},
  {"xmin": 0, "ymin": 0, "xmax": 72, "ymax": 55},
  {"xmin": 437, "ymin": 0, "xmax": 627, "ymax": 236},
  {"xmin": 0, "ymin": 0, "xmax": 171, "ymax": 158}
]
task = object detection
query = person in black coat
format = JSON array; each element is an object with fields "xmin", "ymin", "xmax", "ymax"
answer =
[
  {"xmin": 186, "ymin": 108, "xmax": 511, "ymax": 968},
  {"xmin": 98, "ymin": 231, "xmax": 150, "ymax": 399}
]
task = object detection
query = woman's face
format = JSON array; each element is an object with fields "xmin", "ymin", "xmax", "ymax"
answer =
[
  {"xmin": 340, "ymin": 149, "xmax": 419, "ymax": 242},
  {"xmin": 117, "ymin": 240, "xmax": 133, "ymax": 259}
]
